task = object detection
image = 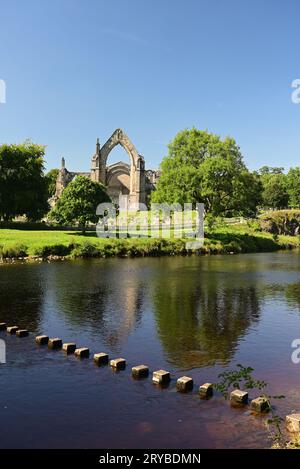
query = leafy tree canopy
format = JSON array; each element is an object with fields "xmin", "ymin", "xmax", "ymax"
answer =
[
  {"xmin": 151, "ymin": 128, "xmax": 262, "ymax": 217},
  {"xmin": 0, "ymin": 141, "xmax": 49, "ymax": 221},
  {"xmin": 287, "ymin": 167, "xmax": 300, "ymax": 209},
  {"xmin": 49, "ymin": 175, "xmax": 111, "ymax": 233},
  {"xmin": 45, "ymin": 168, "xmax": 59, "ymax": 198}
]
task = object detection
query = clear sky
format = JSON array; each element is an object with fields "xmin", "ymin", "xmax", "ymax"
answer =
[{"xmin": 0, "ymin": 0, "xmax": 300, "ymax": 172}]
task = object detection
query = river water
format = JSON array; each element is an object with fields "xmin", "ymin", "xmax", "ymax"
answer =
[{"xmin": 0, "ymin": 252, "xmax": 300, "ymax": 448}]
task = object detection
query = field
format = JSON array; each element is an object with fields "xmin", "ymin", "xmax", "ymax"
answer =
[{"xmin": 0, "ymin": 223, "xmax": 299, "ymax": 259}]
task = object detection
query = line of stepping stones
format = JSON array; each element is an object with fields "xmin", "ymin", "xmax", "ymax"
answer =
[{"xmin": 1, "ymin": 321, "xmax": 300, "ymax": 433}]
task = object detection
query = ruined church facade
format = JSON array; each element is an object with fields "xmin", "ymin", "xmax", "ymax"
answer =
[{"xmin": 54, "ymin": 129, "xmax": 159, "ymax": 208}]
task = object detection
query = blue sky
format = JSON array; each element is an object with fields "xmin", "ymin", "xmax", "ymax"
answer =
[{"xmin": 0, "ymin": 0, "xmax": 300, "ymax": 172}]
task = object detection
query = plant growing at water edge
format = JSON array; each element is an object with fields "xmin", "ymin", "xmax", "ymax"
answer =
[
  {"xmin": 214, "ymin": 364, "xmax": 286, "ymax": 446},
  {"xmin": 214, "ymin": 364, "xmax": 267, "ymax": 398}
]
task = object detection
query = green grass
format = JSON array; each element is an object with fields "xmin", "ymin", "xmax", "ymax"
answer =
[{"xmin": 0, "ymin": 224, "xmax": 299, "ymax": 259}]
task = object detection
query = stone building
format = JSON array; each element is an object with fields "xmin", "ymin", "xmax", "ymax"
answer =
[{"xmin": 54, "ymin": 129, "xmax": 160, "ymax": 208}]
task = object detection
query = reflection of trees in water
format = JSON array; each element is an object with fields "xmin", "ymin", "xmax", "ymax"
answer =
[
  {"xmin": 285, "ymin": 283, "xmax": 300, "ymax": 311},
  {"xmin": 45, "ymin": 262, "xmax": 144, "ymax": 349},
  {"xmin": 153, "ymin": 273, "xmax": 261, "ymax": 368},
  {"xmin": 0, "ymin": 265, "xmax": 44, "ymax": 330}
]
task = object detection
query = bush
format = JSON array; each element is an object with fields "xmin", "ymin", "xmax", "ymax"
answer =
[
  {"xmin": 33, "ymin": 243, "xmax": 73, "ymax": 257},
  {"xmin": 71, "ymin": 241, "xmax": 100, "ymax": 258},
  {"xmin": 0, "ymin": 243, "xmax": 28, "ymax": 258},
  {"xmin": 260, "ymin": 210, "xmax": 300, "ymax": 235}
]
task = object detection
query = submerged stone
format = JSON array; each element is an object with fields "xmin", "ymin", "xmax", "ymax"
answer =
[
  {"xmin": 176, "ymin": 376, "xmax": 194, "ymax": 392},
  {"xmin": 35, "ymin": 335, "xmax": 49, "ymax": 345},
  {"xmin": 62, "ymin": 343, "xmax": 76, "ymax": 354},
  {"xmin": 250, "ymin": 396, "xmax": 270, "ymax": 413},
  {"xmin": 110, "ymin": 358, "xmax": 126, "ymax": 370},
  {"xmin": 75, "ymin": 347, "xmax": 90, "ymax": 358},
  {"xmin": 230, "ymin": 389, "xmax": 248, "ymax": 405},
  {"xmin": 199, "ymin": 383, "xmax": 213, "ymax": 399},
  {"xmin": 48, "ymin": 338, "xmax": 63, "ymax": 349},
  {"xmin": 16, "ymin": 329, "xmax": 29, "ymax": 337},
  {"xmin": 132, "ymin": 365, "xmax": 149, "ymax": 379},
  {"xmin": 94, "ymin": 353, "xmax": 109, "ymax": 366},
  {"xmin": 152, "ymin": 369, "xmax": 171, "ymax": 385},
  {"xmin": 7, "ymin": 326, "xmax": 19, "ymax": 334},
  {"xmin": 286, "ymin": 414, "xmax": 300, "ymax": 433}
]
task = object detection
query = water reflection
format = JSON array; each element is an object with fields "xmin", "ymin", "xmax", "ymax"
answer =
[
  {"xmin": 42, "ymin": 261, "xmax": 145, "ymax": 348},
  {"xmin": 0, "ymin": 264, "xmax": 44, "ymax": 330},
  {"xmin": 152, "ymin": 265, "xmax": 261, "ymax": 368}
]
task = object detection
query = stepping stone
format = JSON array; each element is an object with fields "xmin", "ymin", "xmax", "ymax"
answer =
[
  {"xmin": 199, "ymin": 383, "xmax": 213, "ymax": 399},
  {"xmin": 16, "ymin": 329, "xmax": 29, "ymax": 337},
  {"xmin": 35, "ymin": 335, "xmax": 49, "ymax": 345},
  {"xmin": 132, "ymin": 365, "xmax": 149, "ymax": 379},
  {"xmin": 176, "ymin": 376, "xmax": 193, "ymax": 392},
  {"xmin": 110, "ymin": 358, "xmax": 126, "ymax": 370},
  {"xmin": 152, "ymin": 369, "xmax": 170, "ymax": 385},
  {"xmin": 0, "ymin": 323, "xmax": 7, "ymax": 331},
  {"xmin": 286, "ymin": 414, "xmax": 300, "ymax": 433},
  {"xmin": 7, "ymin": 326, "xmax": 19, "ymax": 334},
  {"xmin": 48, "ymin": 338, "xmax": 63, "ymax": 349},
  {"xmin": 94, "ymin": 353, "xmax": 109, "ymax": 366},
  {"xmin": 74, "ymin": 347, "xmax": 90, "ymax": 358},
  {"xmin": 62, "ymin": 343, "xmax": 76, "ymax": 354},
  {"xmin": 230, "ymin": 389, "xmax": 248, "ymax": 405},
  {"xmin": 250, "ymin": 396, "xmax": 270, "ymax": 413}
]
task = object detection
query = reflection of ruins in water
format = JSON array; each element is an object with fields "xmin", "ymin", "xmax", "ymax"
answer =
[
  {"xmin": 43, "ymin": 261, "xmax": 145, "ymax": 349},
  {"xmin": 0, "ymin": 264, "xmax": 44, "ymax": 330},
  {"xmin": 152, "ymin": 260, "xmax": 262, "ymax": 368}
]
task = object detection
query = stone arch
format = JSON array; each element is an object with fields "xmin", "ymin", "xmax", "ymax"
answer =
[
  {"xmin": 106, "ymin": 162, "xmax": 131, "ymax": 204},
  {"xmin": 100, "ymin": 129, "xmax": 140, "ymax": 169}
]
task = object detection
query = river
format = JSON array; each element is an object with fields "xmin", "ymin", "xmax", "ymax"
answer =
[{"xmin": 0, "ymin": 252, "xmax": 299, "ymax": 448}]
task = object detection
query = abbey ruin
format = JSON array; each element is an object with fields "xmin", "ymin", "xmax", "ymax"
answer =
[{"xmin": 54, "ymin": 129, "xmax": 160, "ymax": 208}]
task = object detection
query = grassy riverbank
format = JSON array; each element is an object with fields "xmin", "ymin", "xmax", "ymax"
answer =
[{"xmin": 0, "ymin": 224, "xmax": 299, "ymax": 260}]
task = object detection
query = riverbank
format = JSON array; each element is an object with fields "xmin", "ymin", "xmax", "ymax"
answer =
[{"xmin": 0, "ymin": 225, "xmax": 299, "ymax": 261}]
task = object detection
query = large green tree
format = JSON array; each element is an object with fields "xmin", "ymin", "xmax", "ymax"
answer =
[
  {"xmin": 0, "ymin": 141, "xmax": 49, "ymax": 221},
  {"xmin": 152, "ymin": 128, "xmax": 262, "ymax": 217},
  {"xmin": 49, "ymin": 175, "xmax": 111, "ymax": 233},
  {"xmin": 45, "ymin": 168, "xmax": 59, "ymax": 198},
  {"xmin": 287, "ymin": 167, "xmax": 300, "ymax": 208},
  {"xmin": 259, "ymin": 167, "xmax": 289, "ymax": 210}
]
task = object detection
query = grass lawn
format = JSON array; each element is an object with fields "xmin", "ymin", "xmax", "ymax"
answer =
[{"xmin": 0, "ymin": 224, "xmax": 299, "ymax": 259}]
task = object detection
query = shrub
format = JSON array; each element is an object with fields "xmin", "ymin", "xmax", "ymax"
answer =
[
  {"xmin": 0, "ymin": 243, "xmax": 28, "ymax": 258},
  {"xmin": 71, "ymin": 241, "xmax": 100, "ymax": 258},
  {"xmin": 260, "ymin": 210, "xmax": 300, "ymax": 236},
  {"xmin": 33, "ymin": 243, "xmax": 73, "ymax": 257}
]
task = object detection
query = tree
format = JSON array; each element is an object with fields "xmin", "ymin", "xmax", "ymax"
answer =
[
  {"xmin": 45, "ymin": 168, "xmax": 59, "ymax": 198},
  {"xmin": 152, "ymin": 128, "xmax": 262, "ymax": 217},
  {"xmin": 260, "ymin": 172, "xmax": 289, "ymax": 210},
  {"xmin": 287, "ymin": 167, "xmax": 300, "ymax": 208},
  {"xmin": 49, "ymin": 176, "xmax": 111, "ymax": 233},
  {"xmin": 0, "ymin": 141, "xmax": 49, "ymax": 221}
]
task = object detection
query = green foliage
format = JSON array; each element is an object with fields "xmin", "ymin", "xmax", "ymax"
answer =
[
  {"xmin": 49, "ymin": 176, "xmax": 111, "ymax": 233},
  {"xmin": 214, "ymin": 364, "xmax": 267, "ymax": 398},
  {"xmin": 0, "ymin": 141, "xmax": 49, "ymax": 221},
  {"xmin": 260, "ymin": 172, "xmax": 289, "ymax": 210},
  {"xmin": 287, "ymin": 167, "xmax": 300, "ymax": 208},
  {"xmin": 45, "ymin": 168, "xmax": 59, "ymax": 198},
  {"xmin": 215, "ymin": 363, "xmax": 286, "ymax": 447},
  {"xmin": 33, "ymin": 243, "xmax": 73, "ymax": 257},
  {"xmin": 152, "ymin": 128, "xmax": 262, "ymax": 217},
  {"xmin": 0, "ymin": 243, "xmax": 28, "ymax": 258},
  {"xmin": 260, "ymin": 210, "xmax": 300, "ymax": 235}
]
